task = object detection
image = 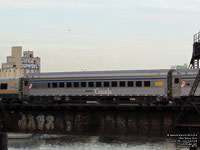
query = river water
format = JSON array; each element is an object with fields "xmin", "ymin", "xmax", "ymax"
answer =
[{"xmin": 8, "ymin": 135, "xmax": 189, "ymax": 150}]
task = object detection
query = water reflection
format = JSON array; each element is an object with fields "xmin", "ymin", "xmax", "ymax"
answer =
[{"xmin": 8, "ymin": 135, "xmax": 188, "ymax": 150}]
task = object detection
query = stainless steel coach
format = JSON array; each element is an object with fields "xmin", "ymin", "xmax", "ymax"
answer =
[
  {"xmin": 23, "ymin": 69, "xmax": 170, "ymax": 103},
  {"xmin": 1, "ymin": 69, "xmax": 199, "ymax": 104}
]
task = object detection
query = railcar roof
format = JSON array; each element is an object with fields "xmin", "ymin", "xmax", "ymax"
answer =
[
  {"xmin": 0, "ymin": 77, "xmax": 21, "ymax": 80},
  {"xmin": 173, "ymin": 69, "xmax": 199, "ymax": 75},
  {"xmin": 25, "ymin": 69, "xmax": 171, "ymax": 79}
]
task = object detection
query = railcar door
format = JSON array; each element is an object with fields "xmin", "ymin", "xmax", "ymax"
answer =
[
  {"xmin": 22, "ymin": 78, "xmax": 29, "ymax": 100},
  {"xmin": 172, "ymin": 76, "xmax": 181, "ymax": 99}
]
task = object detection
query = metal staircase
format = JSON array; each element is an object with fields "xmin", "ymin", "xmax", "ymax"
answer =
[
  {"xmin": 189, "ymin": 31, "xmax": 200, "ymax": 69},
  {"xmin": 175, "ymin": 69, "xmax": 200, "ymax": 126},
  {"xmin": 176, "ymin": 31, "xmax": 200, "ymax": 126}
]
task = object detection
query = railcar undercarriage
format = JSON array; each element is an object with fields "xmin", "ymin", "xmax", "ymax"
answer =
[{"xmin": 25, "ymin": 95, "xmax": 168, "ymax": 105}]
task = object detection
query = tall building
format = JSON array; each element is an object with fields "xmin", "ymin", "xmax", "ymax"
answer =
[{"xmin": 0, "ymin": 46, "xmax": 41, "ymax": 77}]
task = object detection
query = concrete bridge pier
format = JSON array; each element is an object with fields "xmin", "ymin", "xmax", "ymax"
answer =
[{"xmin": 0, "ymin": 132, "xmax": 7, "ymax": 150}]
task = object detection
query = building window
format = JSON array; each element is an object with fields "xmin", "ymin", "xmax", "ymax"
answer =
[
  {"xmin": 127, "ymin": 81, "xmax": 134, "ymax": 87},
  {"xmin": 111, "ymin": 81, "xmax": 118, "ymax": 87},
  {"xmin": 104, "ymin": 82, "xmax": 109, "ymax": 87},
  {"xmin": 144, "ymin": 81, "xmax": 151, "ymax": 87},
  {"xmin": 136, "ymin": 81, "xmax": 142, "ymax": 87},
  {"xmin": 120, "ymin": 81, "xmax": 126, "ymax": 87}
]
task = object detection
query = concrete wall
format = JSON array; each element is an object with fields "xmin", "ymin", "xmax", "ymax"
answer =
[
  {"xmin": 35, "ymin": 57, "xmax": 41, "ymax": 72},
  {"xmin": 0, "ymin": 68, "xmax": 23, "ymax": 78}
]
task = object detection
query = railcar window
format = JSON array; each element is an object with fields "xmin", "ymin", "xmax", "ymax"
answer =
[
  {"xmin": 120, "ymin": 81, "xmax": 126, "ymax": 87},
  {"xmin": 48, "ymin": 83, "xmax": 51, "ymax": 88},
  {"xmin": 175, "ymin": 78, "xmax": 179, "ymax": 84},
  {"xmin": 66, "ymin": 82, "xmax": 72, "ymax": 88},
  {"xmin": 24, "ymin": 81, "xmax": 28, "ymax": 86},
  {"xmin": 104, "ymin": 82, "xmax": 109, "ymax": 87},
  {"xmin": 144, "ymin": 81, "xmax": 151, "ymax": 87},
  {"xmin": 59, "ymin": 82, "xmax": 65, "ymax": 88},
  {"xmin": 81, "ymin": 82, "xmax": 87, "ymax": 87},
  {"xmin": 136, "ymin": 81, "xmax": 142, "ymax": 87},
  {"xmin": 34, "ymin": 83, "xmax": 47, "ymax": 88},
  {"xmin": 0, "ymin": 83, "xmax": 8, "ymax": 90},
  {"xmin": 111, "ymin": 81, "xmax": 118, "ymax": 87},
  {"xmin": 96, "ymin": 82, "xmax": 102, "ymax": 87},
  {"xmin": 73, "ymin": 82, "xmax": 79, "ymax": 88},
  {"xmin": 88, "ymin": 82, "xmax": 94, "ymax": 87},
  {"xmin": 128, "ymin": 81, "xmax": 134, "ymax": 87},
  {"xmin": 52, "ymin": 83, "xmax": 58, "ymax": 88}
]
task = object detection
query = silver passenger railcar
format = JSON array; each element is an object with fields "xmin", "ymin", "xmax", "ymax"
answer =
[
  {"xmin": 23, "ymin": 69, "xmax": 170, "ymax": 104},
  {"xmin": 171, "ymin": 69, "xmax": 200, "ymax": 99},
  {"xmin": 0, "ymin": 77, "xmax": 22, "ymax": 101}
]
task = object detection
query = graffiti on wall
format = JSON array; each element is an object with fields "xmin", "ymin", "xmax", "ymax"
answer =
[
  {"xmin": 18, "ymin": 114, "xmax": 55, "ymax": 131},
  {"xmin": 2, "ymin": 64, "xmax": 15, "ymax": 69},
  {"xmin": 18, "ymin": 113, "xmax": 90, "ymax": 133},
  {"xmin": 22, "ymin": 58, "xmax": 39, "ymax": 70}
]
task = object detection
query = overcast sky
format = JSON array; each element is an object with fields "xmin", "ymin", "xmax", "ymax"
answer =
[{"xmin": 0, "ymin": 0, "xmax": 200, "ymax": 72}]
